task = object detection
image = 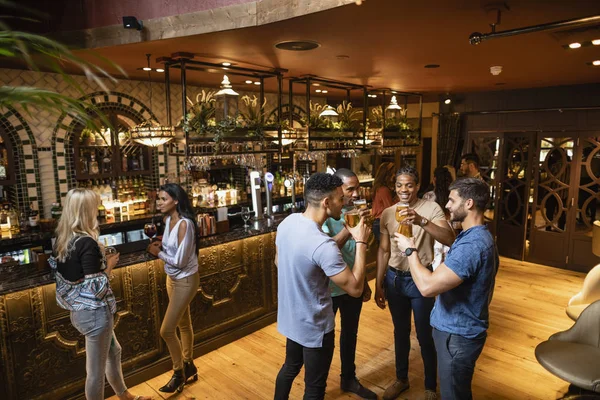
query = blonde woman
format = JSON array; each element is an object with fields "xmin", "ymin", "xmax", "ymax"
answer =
[{"xmin": 52, "ymin": 188, "xmax": 151, "ymax": 400}]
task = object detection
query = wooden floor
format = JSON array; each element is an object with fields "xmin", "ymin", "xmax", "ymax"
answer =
[{"xmin": 111, "ymin": 257, "xmax": 586, "ymax": 400}]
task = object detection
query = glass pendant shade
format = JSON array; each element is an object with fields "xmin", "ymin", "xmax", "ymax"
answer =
[
  {"xmin": 319, "ymin": 105, "xmax": 339, "ymax": 123},
  {"xmin": 130, "ymin": 120, "xmax": 175, "ymax": 147},
  {"xmin": 386, "ymin": 95, "xmax": 402, "ymax": 121},
  {"xmin": 215, "ymin": 75, "xmax": 239, "ymax": 122}
]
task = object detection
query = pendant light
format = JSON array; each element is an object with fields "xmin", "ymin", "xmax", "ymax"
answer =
[{"xmin": 129, "ymin": 54, "xmax": 175, "ymax": 147}]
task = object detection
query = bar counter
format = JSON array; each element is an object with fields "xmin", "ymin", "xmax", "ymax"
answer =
[{"xmin": 0, "ymin": 215, "xmax": 283, "ymax": 400}]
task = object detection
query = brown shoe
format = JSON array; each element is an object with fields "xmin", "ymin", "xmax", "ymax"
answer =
[
  {"xmin": 383, "ymin": 378, "xmax": 409, "ymax": 400},
  {"xmin": 424, "ymin": 389, "xmax": 437, "ymax": 400}
]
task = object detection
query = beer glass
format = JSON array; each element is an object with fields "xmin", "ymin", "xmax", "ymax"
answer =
[
  {"xmin": 354, "ymin": 199, "xmax": 367, "ymax": 210},
  {"xmin": 344, "ymin": 209, "xmax": 360, "ymax": 228},
  {"xmin": 395, "ymin": 203, "xmax": 413, "ymax": 237}
]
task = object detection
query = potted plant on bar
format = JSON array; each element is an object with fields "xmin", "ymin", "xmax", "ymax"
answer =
[
  {"xmin": 238, "ymin": 95, "xmax": 267, "ymax": 140},
  {"xmin": 180, "ymin": 90, "xmax": 217, "ymax": 137},
  {"xmin": 336, "ymin": 100, "xmax": 362, "ymax": 137}
]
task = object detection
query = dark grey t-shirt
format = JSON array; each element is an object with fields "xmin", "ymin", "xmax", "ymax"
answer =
[{"xmin": 276, "ymin": 213, "xmax": 347, "ymax": 348}]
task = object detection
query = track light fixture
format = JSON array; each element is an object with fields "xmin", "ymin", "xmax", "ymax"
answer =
[
  {"xmin": 443, "ymin": 95, "xmax": 452, "ymax": 105},
  {"xmin": 122, "ymin": 16, "xmax": 143, "ymax": 31}
]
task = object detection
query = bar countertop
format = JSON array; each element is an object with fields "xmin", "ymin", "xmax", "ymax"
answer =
[{"xmin": 0, "ymin": 213, "xmax": 288, "ymax": 296}]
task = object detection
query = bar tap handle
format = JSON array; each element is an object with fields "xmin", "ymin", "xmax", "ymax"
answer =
[
  {"xmin": 264, "ymin": 172, "xmax": 274, "ymax": 218},
  {"xmin": 249, "ymin": 171, "xmax": 264, "ymax": 220},
  {"xmin": 284, "ymin": 176, "xmax": 296, "ymax": 212}
]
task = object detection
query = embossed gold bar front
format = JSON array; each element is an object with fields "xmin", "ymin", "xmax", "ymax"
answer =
[{"xmin": 0, "ymin": 232, "xmax": 277, "ymax": 400}]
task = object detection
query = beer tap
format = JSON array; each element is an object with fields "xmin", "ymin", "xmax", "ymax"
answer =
[
  {"xmin": 249, "ymin": 170, "xmax": 264, "ymax": 220},
  {"xmin": 264, "ymin": 172, "xmax": 274, "ymax": 218},
  {"xmin": 284, "ymin": 175, "xmax": 296, "ymax": 212}
]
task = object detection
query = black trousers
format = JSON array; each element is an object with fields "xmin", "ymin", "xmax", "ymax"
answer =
[
  {"xmin": 274, "ymin": 330, "xmax": 335, "ymax": 400},
  {"xmin": 332, "ymin": 293, "xmax": 363, "ymax": 381}
]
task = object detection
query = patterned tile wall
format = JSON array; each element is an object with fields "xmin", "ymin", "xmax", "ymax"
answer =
[{"xmin": 0, "ymin": 68, "xmax": 320, "ymax": 217}]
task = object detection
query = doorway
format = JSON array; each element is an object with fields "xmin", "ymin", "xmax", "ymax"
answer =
[{"xmin": 467, "ymin": 131, "xmax": 600, "ymax": 272}]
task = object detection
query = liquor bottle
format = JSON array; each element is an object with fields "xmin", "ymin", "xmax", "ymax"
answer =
[
  {"xmin": 80, "ymin": 151, "xmax": 89, "ymax": 174},
  {"xmin": 97, "ymin": 200, "xmax": 106, "ymax": 223},
  {"xmin": 0, "ymin": 203, "xmax": 10, "ymax": 232},
  {"xmin": 89, "ymin": 153, "xmax": 99, "ymax": 175},
  {"xmin": 138, "ymin": 152, "xmax": 145, "ymax": 170},
  {"xmin": 8, "ymin": 206, "xmax": 19, "ymax": 234},
  {"xmin": 122, "ymin": 154, "xmax": 128, "ymax": 172},
  {"xmin": 28, "ymin": 203, "xmax": 39, "ymax": 228},
  {"xmin": 51, "ymin": 202, "xmax": 62, "ymax": 220},
  {"xmin": 102, "ymin": 149, "xmax": 112, "ymax": 174}
]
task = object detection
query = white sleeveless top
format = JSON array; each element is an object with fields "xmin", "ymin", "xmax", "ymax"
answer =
[{"xmin": 158, "ymin": 216, "xmax": 199, "ymax": 279}]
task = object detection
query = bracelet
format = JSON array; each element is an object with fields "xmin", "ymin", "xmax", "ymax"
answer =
[{"xmin": 355, "ymin": 241, "xmax": 368, "ymax": 245}]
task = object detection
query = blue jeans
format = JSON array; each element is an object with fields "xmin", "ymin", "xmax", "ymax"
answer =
[
  {"xmin": 332, "ymin": 294, "xmax": 363, "ymax": 381},
  {"xmin": 274, "ymin": 330, "xmax": 335, "ymax": 400},
  {"xmin": 385, "ymin": 268, "xmax": 437, "ymax": 391},
  {"xmin": 70, "ymin": 306, "xmax": 127, "ymax": 400},
  {"xmin": 433, "ymin": 328, "xmax": 486, "ymax": 400}
]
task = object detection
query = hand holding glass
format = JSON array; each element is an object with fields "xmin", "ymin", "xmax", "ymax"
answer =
[{"xmin": 396, "ymin": 203, "xmax": 413, "ymax": 237}]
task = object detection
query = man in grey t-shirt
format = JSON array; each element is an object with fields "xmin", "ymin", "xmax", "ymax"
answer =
[{"xmin": 274, "ymin": 173, "xmax": 371, "ymax": 400}]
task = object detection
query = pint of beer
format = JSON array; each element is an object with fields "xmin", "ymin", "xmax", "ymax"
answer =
[
  {"xmin": 354, "ymin": 199, "xmax": 367, "ymax": 210},
  {"xmin": 345, "ymin": 210, "xmax": 360, "ymax": 228},
  {"xmin": 395, "ymin": 203, "xmax": 413, "ymax": 237}
]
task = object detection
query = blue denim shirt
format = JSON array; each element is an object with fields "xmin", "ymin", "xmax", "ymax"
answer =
[{"xmin": 430, "ymin": 225, "xmax": 498, "ymax": 339}]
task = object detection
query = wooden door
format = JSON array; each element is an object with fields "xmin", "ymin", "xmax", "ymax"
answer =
[
  {"xmin": 567, "ymin": 133, "xmax": 600, "ymax": 272},
  {"xmin": 495, "ymin": 133, "xmax": 534, "ymax": 260},
  {"xmin": 528, "ymin": 134, "xmax": 577, "ymax": 268}
]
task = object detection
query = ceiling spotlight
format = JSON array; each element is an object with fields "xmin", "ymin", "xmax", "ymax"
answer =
[
  {"xmin": 443, "ymin": 95, "xmax": 452, "ymax": 105},
  {"xmin": 391, "ymin": 91, "xmax": 397, "ymax": 94},
  {"xmin": 593, "ymin": 39, "xmax": 600, "ymax": 45},
  {"xmin": 155, "ymin": 68, "xmax": 164, "ymax": 73},
  {"xmin": 593, "ymin": 60, "xmax": 600, "ymax": 66},
  {"xmin": 321, "ymin": 90, "xmax": 328, "ymax": 93},
  {"xmin": 312, "ymin": 83, "xmax": 320, "ymax": 86},
  {"xmin": 245, "ymin": 80, "xmax": 253, "ymax": 84},
  {"xmin": 254, "ymin": 81, "xmax": 261, "ymax": 85},
  {"xmin": 315, "ymin": 89, "xmax": 322, "ymax": 93},
  {"xmin": 222, "ymin": 62, "xmax": 231, "ymax": 66},
  {"xmin": 569, "ymin": 42, "xmax": 582, "ymax": 49},
  {"xmin": 122, "ymin": 16, "xmax": 143, "ymax": 31},
  {"xmin": 142, "ymin": 67, "xmax": 152, "ymax": 71},
  {"xmin": 490, "ymin": 65, "xmax": 503, "ymax": 76}
]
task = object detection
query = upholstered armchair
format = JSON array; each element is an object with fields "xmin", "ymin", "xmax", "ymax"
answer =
[{"xmin": 535, "ymin": 300, "xmax": 600, "ymax": 392}]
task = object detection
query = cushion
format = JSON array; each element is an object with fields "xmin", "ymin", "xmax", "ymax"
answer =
[{"xmin": 535, "ymin": 341, "xmax": 600, "ymax": 392}]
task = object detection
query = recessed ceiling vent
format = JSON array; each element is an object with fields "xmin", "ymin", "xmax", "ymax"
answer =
[{"xmin": 275, "ymin": 40, "xmax": 320, "ymax": 51}]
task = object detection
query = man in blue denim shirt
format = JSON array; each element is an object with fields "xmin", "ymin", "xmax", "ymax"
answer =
[{"xmin": 394, "ymin": 178, "xmax": 498, "ymax": 400}]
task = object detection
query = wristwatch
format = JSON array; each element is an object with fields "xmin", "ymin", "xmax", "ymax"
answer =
[
  {"xmin": 419, "ymin": 217, "xmax": 429, "ymax": 227},
  {"xmin": 402, "ymin": 247, "xmax": 418, "ymax": 257}
]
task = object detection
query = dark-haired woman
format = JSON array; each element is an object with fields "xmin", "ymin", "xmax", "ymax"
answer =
[
  {"xmin": 147, "ymin": 183, "xmax": 199, "ymax": 393},
  {"xmin": 423, "ymin": 166, "xmax": 453, "ymax": 270},
  {"xmin": 371, "ymin": 162, "xmax": 396, "ymax": 242}
]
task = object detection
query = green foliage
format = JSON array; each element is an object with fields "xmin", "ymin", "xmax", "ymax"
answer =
[
  {"xmin": 180, "ymin": 90, "xmax": 217, "ymax": 136},
  {"xmin": 0, "ymin": 1, "xmax": 125, "ymax": 131}
]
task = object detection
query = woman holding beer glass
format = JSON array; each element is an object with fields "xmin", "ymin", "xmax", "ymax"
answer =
[
  {"xmin": 375, "ymin": 166, "xmax": 455, "ymax": 400},
  {"xmin": 146, "ymin": 183, "xmax": 200, "ymax": 393},
  {"xmin": 52, "ymin": 188, "xmax": 151, "ymax": 400}
]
